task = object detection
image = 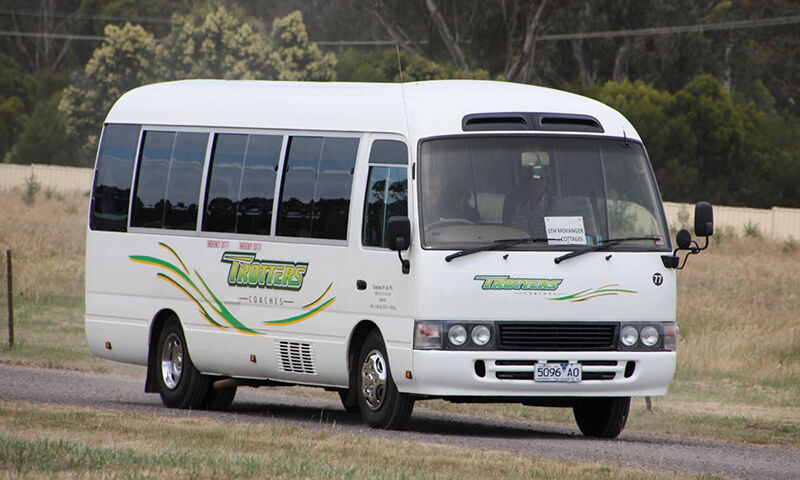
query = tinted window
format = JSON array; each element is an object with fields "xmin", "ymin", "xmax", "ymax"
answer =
[
  {"xmin": 131, "ymin": 131, "xmax": 174, "ymax": 228},
  {"xmin": 368, "ymin": 140, "xmax": 408, "ymax": 165},
  {"xmin": 131, "ymin": 131, "xmax": 209, "ymax": 230},
  {"xmin": 363, "ymin": 166, "xmax": 408, "ymax": 247},
  {"xmin": 203, "ymin": 134, "xmax": 282, "ymax": 235},
  {"xmin": 164, "ymin": 132, "xmax": 207, "ymax": 230},
  {"xmin": 278, "ymin": 137, "xmax": 359, "ymax": 240},
  {"xmin": 90, "ymin": 124, "xmax": 141, "ymax": 231},
  {"xmin": 203, "ymin": 134, "xmax": 247, "ymax": 233},
  {"xmin": 238, "ymin": 135, "xmax": 281, "ymax": 235}
]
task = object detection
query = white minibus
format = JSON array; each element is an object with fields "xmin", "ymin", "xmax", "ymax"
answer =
[{"xmin": 86, "ymin": 79, "xmax": 712, "ymax": 438}]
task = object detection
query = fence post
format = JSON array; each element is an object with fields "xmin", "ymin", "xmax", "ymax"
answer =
[{"xmin": 6, "ymin": 249, "xmax": 12, "ymax": 348}]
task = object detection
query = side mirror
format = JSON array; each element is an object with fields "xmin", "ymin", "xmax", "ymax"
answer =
[
  {"xmin": 668, "ymin": 203, "xmax": 713, "ymax": 270},
  {"xmin": 695, "ymin": 201, "xmax": 714, "ymax": 237},
  {"xmin": 386, "ymin": 216, "xmax": 411, "ymax": 274},
  {"xmin": 386, "ymin": 216, "xmax": 411, "ymax": 251}
]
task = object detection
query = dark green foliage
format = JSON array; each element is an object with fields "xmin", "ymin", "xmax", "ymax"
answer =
[
  {"xmin": 591, "ymin": 75, "xmax": 800, "ymax": 207},
  {"xmin": 336, "ymin": 48, "xmax": 489, "ymax": 82},
  {"xmin": 7, "ymin": 96, "xmax": 80, "ymax": 166}
]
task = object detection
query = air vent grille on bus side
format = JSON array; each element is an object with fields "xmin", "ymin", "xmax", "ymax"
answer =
[
  {"xmin": 462, "ymin": 112, "xmax": 604, "ymax": 133},
  {"xmin": 275, "ymin": 340, "xmax": 317, "ymax": 375}
]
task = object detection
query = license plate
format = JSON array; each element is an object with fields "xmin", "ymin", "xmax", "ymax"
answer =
[{"xmin": 534, "ymin": 362, "xmax": 582, "ymax": 383}]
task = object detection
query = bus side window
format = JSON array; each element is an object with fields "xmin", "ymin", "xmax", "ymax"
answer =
[
  {"xmin": 131, "ymin": 131, "xmax": 207, "ymax": 230},
  {"xmin": 362, "ymin": 140, "xmax": 409, "ymax": 248},
  {"xmin": 277, "ymin": 136, "xmax": 359, "ymax": 240},
  {"xmin": 90, "ymin": 124, "xmax": 141, "ymax": 232},
  {"xmin": 362, "ymin": 167, "xmax": 408, "ymax": 248}
]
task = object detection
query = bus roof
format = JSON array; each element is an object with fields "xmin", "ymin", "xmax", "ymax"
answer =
[{"xmin": 104, "ymin": 79, "xmax": 641, "ymax": 142}]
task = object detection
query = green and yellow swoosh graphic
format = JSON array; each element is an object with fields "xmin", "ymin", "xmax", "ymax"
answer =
[
  {"xmin": 130, "ymin": 243, "xmax": 335, "ymax": 334},
  {"xmin": 549, "ymin": 284, "xmax": 637, "ymax": 302}
]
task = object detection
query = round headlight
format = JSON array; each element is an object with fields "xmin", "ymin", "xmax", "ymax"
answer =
[
  {"xmin": 471, "ymin": 325, "xmax": 491, "ymax": 346},
  {"xmin": 448, "ymin": 325, "xmax": 468, "ymax": 346},
  {"xmin": 640, "ymin": 326, "xmax": 659, "ymax": 347},
  {"xmin": 620, "ymin": 325, "xmax": 639, "ymax": 347}
]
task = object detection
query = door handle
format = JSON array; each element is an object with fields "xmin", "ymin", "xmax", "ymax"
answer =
[{"xmin": 223, "ymin": 297, "xmax": 241, "ymax": 304}]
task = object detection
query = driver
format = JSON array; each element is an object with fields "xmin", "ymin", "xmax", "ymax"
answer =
[
  {"xmin": 425, "ymin": 178, "xmax": 479, "ymax": 226},
  {"xmin": 505, "ymin": 154, "xmax": 552, "ymax": 238}
]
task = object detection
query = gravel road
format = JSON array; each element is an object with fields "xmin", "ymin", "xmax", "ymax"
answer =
[{"xmin": 1, "ymin": 364, "xmax": 797, "ymax": 479}]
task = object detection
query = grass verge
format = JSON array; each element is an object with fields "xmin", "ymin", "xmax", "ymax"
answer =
[{"xmin": 0, "ymin": 401, "xmax": 719, "ymax": 480}]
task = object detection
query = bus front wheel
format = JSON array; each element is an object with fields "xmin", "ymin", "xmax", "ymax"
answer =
[
  {"xmin": 156, "ymin": 316, "xmax": 209, "ymax": 409},
  {"xmin": 357, "ymin": 329, "xmax": 414, "ymax": 429},
  {"xmin": 572, "ymin": 396, "xmax": 630, "ymax": 438}
]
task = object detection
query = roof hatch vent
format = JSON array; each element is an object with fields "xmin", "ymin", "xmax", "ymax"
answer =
[
  {"xmin": 538, "ymin": 114, "xmax": 603, "ymax": 133},
  {"xmin": 462, "ymin": 112, "xmax": 604, "ymax": 133},
  {"xmin": 462, "ymin": 113, "xmax": 529, "ymax": 131}
]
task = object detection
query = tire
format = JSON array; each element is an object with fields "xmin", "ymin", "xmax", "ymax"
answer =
[
  {"xmin": 572, "ymin": 397, "xmax": 630, "ymax": 438},
  {"xmin": 156, "ymin": 316, "xmax": 209, "ymax": 409},
  {"xmin": 203, "ymin": 384, "xmax": 237, "ymax": 411},
  {"xmin": 357, "ymin": 329, "xmax": 414, "ymax": 429}
]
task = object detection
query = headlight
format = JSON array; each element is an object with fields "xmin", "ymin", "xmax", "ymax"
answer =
[
  {"xmin": 620, "ymin": 325, "xmax": 639, "ymax": 347},
  {"xmin": 471, "ymin": 325, "xmax": 491, "ymax": 346},
  {"xmin": 640, "ymin": 326, "xmax": 659, "ymax": 347},
  {"xmin": 448, "ymin": 325, "xmax": 468, "ymax": 346}
]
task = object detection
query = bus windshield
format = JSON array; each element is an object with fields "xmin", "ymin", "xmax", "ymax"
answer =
[{"xmin": 419, "ymin": 135, "xmax": 669, "ymax": 250}]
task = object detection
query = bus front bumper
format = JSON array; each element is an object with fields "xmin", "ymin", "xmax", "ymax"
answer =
[{"xmin": 402, "ymin": 350, "xmax": 676, "ymax": 397}]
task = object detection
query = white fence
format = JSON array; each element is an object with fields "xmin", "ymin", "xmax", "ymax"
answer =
[
  {"xmin": 664, "ymin": 202, "xmax": 800, "ymax": 241},
  {"xmin": 0, "ymin": 164, "xmax": 93, "ymax": 194},
  {"xmin": 2, "ymin": 164, "xmax": 798, "ymax": 240}
]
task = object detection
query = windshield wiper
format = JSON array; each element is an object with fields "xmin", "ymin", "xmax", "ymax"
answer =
[
  {"xmin": 553, "ymin": 236, "xmax": 661, "ymax": 264},
  {"xmin": 445, "ymin": 237, "xmax": 553, "ymax": 262}
]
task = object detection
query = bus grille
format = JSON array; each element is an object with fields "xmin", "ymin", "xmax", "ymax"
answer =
[{"xmin": 497, "ymin": 322, "xmax": 618, "ymax": 351}]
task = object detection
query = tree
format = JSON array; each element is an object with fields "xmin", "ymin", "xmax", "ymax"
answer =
[
  {"xmin": 0, "ymin": 53, "xmax": 31, "ymax": 161},
  {"xmin": 266, "ymin": 11, "xmax": 337, "ymax": 81},
  {"xmin": 336, "ymin": 48, "xmax": 489, "ymax": 82},
  {"xmin": 56, "ymin": 8, "xmax": 337, "ymax": 164},
  {"xmin": 161, "ymin": 5, "xmax": 271, "ymax": 80},
  {"xmin": 6, "ymin": 95, "xmax": 79, "ymax": 166},
  {"xmin": 58, "ymin": 23, "xmax": 163, "ymax": 161}
]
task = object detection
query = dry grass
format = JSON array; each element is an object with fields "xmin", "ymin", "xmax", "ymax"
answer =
[
  {"xmin": 0, "ymin": 189, "xmax": 86, "ymax": 301},
  {"xmin": 0, "ymin": 400, "xmax": 716, "ymax": 480},
  {"xmin": 675, "ymin": 234, "xmax": 800, "ymax": 382}
]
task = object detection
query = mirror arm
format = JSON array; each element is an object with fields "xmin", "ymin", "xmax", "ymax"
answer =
[
  {"xmin": 671, "ymin": 235, "xmax": 711, "ymax": 270},
  {"xmin": 397, "ymin": 250, "xmax": 410, "ymax": 274}
]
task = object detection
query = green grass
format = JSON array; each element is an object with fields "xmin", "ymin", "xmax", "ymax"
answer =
[{"xmin": 0, "ymin": 401, "xmax": 718, "ymax": 480}]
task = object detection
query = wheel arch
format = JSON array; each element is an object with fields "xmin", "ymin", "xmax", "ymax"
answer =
[
  {"xmin": 144, "ymin": 308, "xmax": 180, "ymax": 393},
  {"xmin": 345, "ymin": 320, "xmax": 380, "ymax": 390}
]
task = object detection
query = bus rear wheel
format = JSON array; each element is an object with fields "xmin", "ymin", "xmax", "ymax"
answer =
[
  {"xmin": 357, "ymin": 329, "xmax": 414, "ymax": 429},
  {"xmin": 156, "ymin": 317, "xmax": 209, "ymax": 409},
  {"xmin": 572, "ymin": 397, "xmax": 630, "ymax": 438}
]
